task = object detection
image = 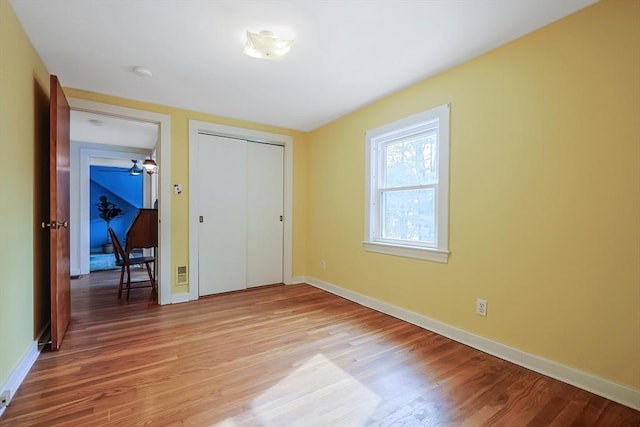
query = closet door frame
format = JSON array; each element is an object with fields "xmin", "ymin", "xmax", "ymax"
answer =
[{"xmin": 188, "ymin": 120, "xmax": 293, "ymax": 301}]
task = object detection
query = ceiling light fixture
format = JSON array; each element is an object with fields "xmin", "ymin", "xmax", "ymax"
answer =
[
  {"xmin": 244, "ymin": 31, "xmax": 294, "ymax": 60},
  {"xmin": 142, "ymin": 157, "xmax": 158, "ymax": 175},
  {"xmin": 129, "ymin": 159, "xmax": 142, "ymax": 176},
  {"xmin": 132, "ymin": 66, "xmax": 153, "ymax": 78}
]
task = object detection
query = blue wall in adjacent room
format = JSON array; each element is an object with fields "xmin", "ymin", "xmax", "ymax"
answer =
[{"xmin": 90, "ymin": 166, "xmax": 143, "ymax": 251}]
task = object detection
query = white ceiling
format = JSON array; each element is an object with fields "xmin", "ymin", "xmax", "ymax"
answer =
[
  {"xmin": 11, "ymin": 0, "xmax": 596, "ymax": 132},
  {"xmin": 71, "ymin": 110, "xmax": 158, "ymax": 149}
]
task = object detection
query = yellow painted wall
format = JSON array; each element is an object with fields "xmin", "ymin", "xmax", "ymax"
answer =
[
  {"xmin": 63, "ymin": 88, "xmax": 310, "ymax": 293},
  {"xmin": 0, "ymin": 0, "xmax": 51, "ymax": 386},
  {"xmin": 2, "ymin": 0, "xmax": 636, "ymax": 401},
  {"xmin": 306, "ymin": 0, "xmax": 639, "ymax": 389}
]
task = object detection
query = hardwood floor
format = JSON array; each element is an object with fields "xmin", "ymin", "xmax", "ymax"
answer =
[{"xmin": 1, "ymin": 270, "xmax": 638, "ymax": 426}]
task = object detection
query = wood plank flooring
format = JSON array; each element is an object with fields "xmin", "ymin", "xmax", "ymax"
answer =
[{"xmin": 1, "ymin": 269, "xmax": 638, "ymax": 426}]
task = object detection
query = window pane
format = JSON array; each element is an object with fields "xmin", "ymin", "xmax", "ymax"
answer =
[
  {"xmin": 381, "ymin": 188, "xmax": 435, "ymax": 244},
  {"xmin": 383, "ymin": 132, "xmax": 437, "ymax": 187}
]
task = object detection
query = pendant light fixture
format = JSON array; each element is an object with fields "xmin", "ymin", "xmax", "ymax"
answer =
[{"xmin": 142, "ymin": 157, "xmax": 158, "ymax": 175}]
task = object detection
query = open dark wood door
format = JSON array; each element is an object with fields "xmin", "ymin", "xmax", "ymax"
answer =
[{"xmin": 47, "ymin": 75, "xmax": 71, "ymax": 351}]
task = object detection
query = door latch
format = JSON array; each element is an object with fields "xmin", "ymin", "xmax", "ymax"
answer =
[{"xmin": 41, "ymin": 220, "xmax": 68, "ymax": 229}]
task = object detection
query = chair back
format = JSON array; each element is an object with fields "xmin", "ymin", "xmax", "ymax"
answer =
[{"xmin": 108, "ymin": 227, "xmax": 126, "ymax": 264}]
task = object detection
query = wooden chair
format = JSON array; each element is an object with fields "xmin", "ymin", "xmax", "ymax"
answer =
[{"xmin": 108, "ymin": 227, "xmax": 156, "ymax": 300}]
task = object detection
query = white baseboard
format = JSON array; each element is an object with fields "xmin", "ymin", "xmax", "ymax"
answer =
[
  {"xmin": 288, "ymin": 276, "xmax": 308, "ymax": 285},
  {"xmin": 170, "ymin": 292, "xmax": 190, "ymax": 304},
  {"xmin": 302, "ymin": 276, "xmax": 640, "ymax": 411},
  {"xmin": 0, "ymin": 341, "xmax": 41, "ymax": 417}
]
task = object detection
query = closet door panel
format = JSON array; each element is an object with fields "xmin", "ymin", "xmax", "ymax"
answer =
[
  {"xmin": 198, "ymin": 134, "xmax": 247, "ymax": 296},
  {"xmin": 247, "ymin": 142, "xmax": 284, "ymax": 287}
]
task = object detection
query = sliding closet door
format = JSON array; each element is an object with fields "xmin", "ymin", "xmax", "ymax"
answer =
[
  {"xmin": 197, "ymin": 134, "xmax": 284, "ymax": 296},
  {"xmin": 247, "ymin": 142, "xmax": 284, "ymax": 287},
  {"xmin": 198, "ymin": 134, "xmax": 247, "ymax": 295}
]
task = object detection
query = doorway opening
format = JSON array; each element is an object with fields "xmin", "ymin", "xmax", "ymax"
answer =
[
  {"xmin": 88, "ymin": 160, "xmax": 147, "ymax": 272},
  {"xmin": 68, "ymin": 98, "xmax": 172, "ymax": 305}
]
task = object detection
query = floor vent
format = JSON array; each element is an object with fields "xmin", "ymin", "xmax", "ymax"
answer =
[{"xmin": 176, "ymin": 265, "xmax": 188, "ymax": 285}]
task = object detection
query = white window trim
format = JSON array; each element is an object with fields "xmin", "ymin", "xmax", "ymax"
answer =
[
  {"xmin": 363, "ymin": 241, "xmax": 449, "ymax": 263},
  {"xmin": 364, "ymin": 103, "xmax": 450, "ymax": 263}
]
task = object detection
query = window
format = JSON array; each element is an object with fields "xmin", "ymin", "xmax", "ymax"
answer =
[{"xmin": 364, "ymin": 103, "xmax": 450, "ymax": 263}]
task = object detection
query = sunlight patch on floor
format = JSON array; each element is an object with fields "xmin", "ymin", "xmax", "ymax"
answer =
[{"xmin": 214, "ymin": 354, "xmax": 381, "ymax": 426}]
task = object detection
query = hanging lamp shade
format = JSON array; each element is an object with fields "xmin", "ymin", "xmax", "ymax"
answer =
[{"xmin": 142, "ymin": 157, "xmax": 158, "ymax": 175}]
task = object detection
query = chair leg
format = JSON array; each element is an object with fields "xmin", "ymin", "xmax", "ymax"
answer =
[
  {"xmin": 145, "ymin": 261, "xmax": 156, "ymax": 293},
  {"xmin": 117, "ymin": 266, "xmax": 125, "ymax": 299},
  {"xmin": 126, "ymin": 264, "xmax": 132, "ymax": 300}
]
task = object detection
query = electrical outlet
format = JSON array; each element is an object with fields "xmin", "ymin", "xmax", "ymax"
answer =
[
  {"xmin": 321, "ymin": 260, "xmax": 326, "ymax": 271},
  {"xmin": 476, "ymin": 299, "xmax": 487, "ymax": 317},
  {"xmin": 0, "ymin": 390, "xmax": 10, "ymax": 408}
]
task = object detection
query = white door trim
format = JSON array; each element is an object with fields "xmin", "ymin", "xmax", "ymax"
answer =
[
  {"xmin": 68, "ymin": 98, "xmax": 172, "ymax": 305},
  {"xmin": 188, "ymin": 120, "xmax": 293, "ymax": 301}
]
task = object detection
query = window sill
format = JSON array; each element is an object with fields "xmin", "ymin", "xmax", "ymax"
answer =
[{"xmin": 363, "ymin": 241, "xmax": 449, "ymax": 263}]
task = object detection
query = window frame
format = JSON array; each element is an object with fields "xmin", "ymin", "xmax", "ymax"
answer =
[{"xmin": 364, "ymin": 103, "xmax": 450, "ymax": 263}]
